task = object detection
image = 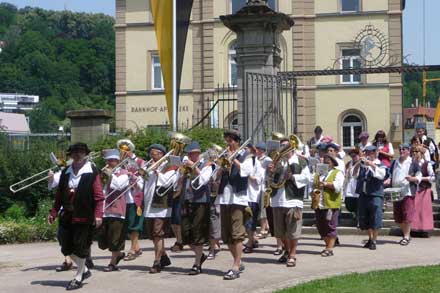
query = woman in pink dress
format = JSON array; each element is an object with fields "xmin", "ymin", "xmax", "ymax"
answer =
[{"xmin": 406, "ymin": 145, "xmax": 434, "ymax": 235}]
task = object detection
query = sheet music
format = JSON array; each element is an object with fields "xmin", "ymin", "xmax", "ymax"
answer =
[
  {"xmin": 316, "ymin": 163, "xmax": 329, "ymax": 176},
  {"xmin": 169, "ymin": 155, "xmax": 183, "ymax": 167},
  {"xmin": 266, "ymin": 140, "xmax": 280, "ymax": 153}
]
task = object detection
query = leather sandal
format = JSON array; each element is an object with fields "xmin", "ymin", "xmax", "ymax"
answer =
[
  {"xmin": 56, "ymin": 261, "xmax": 72, "ymax": 272},
  {"xmin": 286, "ymin": 258, "xmax": 297, "ymax": 267},
  {"xmin": 103, "ymin": 264, "xmax": 119, "ymax": 272},
  {"xmin": 243, "ymin": 246, "xmax": 253, "ymax": 254},
  {"xmin": 223, "ymin": 269, "xmax": 240, "ymax": 280},
  {"xmin": 399, "ymin": 237, "xmax": 410, "ymax": 246},
  {"xmin": 124, "ymin": 252, "xmax": 136, "ymax": 261},
  {"xmin": 149, "ymin": 261, "xmax": 162, "ymax": 274},
  {"xmin": 320, "ymin": 249, "xmax": 334, "ymax": 257},
  {"xmin": 170, "ymin": 242, "xmax": 184, "ymax": 253},
  {"xmin": 189, "ymin": 265, "xmax": 202, "ymax": 275}
]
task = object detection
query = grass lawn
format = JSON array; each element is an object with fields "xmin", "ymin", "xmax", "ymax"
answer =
[{"xmin": 277, "ymin": 265, "xmax": 440, "ymax": 293}]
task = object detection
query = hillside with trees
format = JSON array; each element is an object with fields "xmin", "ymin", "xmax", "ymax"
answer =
[{"xmin": 0, "ymin": 2, "xmax": 115, "ymax": 132}]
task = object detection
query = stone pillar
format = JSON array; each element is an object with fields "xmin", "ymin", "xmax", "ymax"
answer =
[
  {"xmin": 66, "ymin": 109, "xmax": 112, "ymax": 145},
  {"xmin": 220, "ymin": 0, "xmax": 294, "ymax": 141}
]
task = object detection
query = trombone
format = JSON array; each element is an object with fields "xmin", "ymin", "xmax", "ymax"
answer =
[
  {"xmin": 190, "ymin": 144, "xmax": 224, "ymax": 190},
  {"xmin": 9, "ymin": 151, "xmax": 101, "ymax": 194}
]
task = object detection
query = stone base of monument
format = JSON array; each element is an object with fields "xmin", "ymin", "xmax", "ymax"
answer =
[{"xmin": 66, "ymin": 109, "xmax": 112, "ymax": 145}]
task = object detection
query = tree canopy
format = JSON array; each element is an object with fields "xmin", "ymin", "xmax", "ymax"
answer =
[{"xmin": 0, "ymin": 3, "xmax": 115, "ymax": 132}]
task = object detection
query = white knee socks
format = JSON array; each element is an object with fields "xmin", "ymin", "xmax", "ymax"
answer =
[{"xmin": 71, "ymin": 254, "xmax": 88, "ymax": 282}]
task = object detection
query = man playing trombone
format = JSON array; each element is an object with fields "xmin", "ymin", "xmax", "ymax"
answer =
[
  {"xmin": 47, "ymin": 142, "xmax": 104, "ymax": 290},
  {"xmin": 98, "ymin": 149, "xmax": 131, "ymax": 272},
  {"xmin": 177, "ymin": 141, "xmax": 214, "ymax": 275},
  {"xmin": 143, "ymin": 144, "xmax": 175, "ymax": 274},
  {"xmin": 215, "ymin": 129, "xmax": 253, "ymax": 280}
]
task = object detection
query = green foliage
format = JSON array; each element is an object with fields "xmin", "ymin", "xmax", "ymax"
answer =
[
  {"xmin": 277, "ymin": 265, "xmax": 440, "ymax": 293},
  {"xmin": 0, "ymin": 198, "xmax": 57, "ymax": 244},
  {"xmin": 3, "ymin": 203, "xmax": 27, "ymax": 221},
  {"xmin": 403, "ymin": 70, "xmax": 440, "ymax": 108},
  {"xmin": 0, "ymin": 3, "xmax": 115, "ymax": 133},
  {"xmin": 92, "ymin": 127, "xmax": 226, "ymax": 163}
]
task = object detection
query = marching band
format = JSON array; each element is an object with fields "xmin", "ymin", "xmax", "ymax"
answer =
[{"xmin": 9, "ymin": 126, "xmax": 438, "ymax": 290}]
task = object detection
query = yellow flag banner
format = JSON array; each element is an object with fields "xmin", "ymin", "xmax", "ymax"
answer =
[{"xmin": 151, "ymin": 0, "xmax": 173, "ymax": 123}]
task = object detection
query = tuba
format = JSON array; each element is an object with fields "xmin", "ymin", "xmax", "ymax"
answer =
[{"xmin": 263, "ymin": 134, "xmax": 300, "ymax": 208}]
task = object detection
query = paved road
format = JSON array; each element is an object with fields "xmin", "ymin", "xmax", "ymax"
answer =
[{"xmin": 1, "ymin": 235, "xmax": 440, "ymax": 293}]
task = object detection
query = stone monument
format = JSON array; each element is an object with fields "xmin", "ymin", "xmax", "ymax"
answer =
[
  {"xmin": 220, "ymin": 0, "xmax": 294, "ymax": 141},
  {"xmin": 66, "ymin": 109, "xmax": 112, "ymax": 145}
]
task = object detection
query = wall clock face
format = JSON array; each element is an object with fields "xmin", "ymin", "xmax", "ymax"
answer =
[{"xmin": 353, "ymin": 25, "xmax": 389, "ymax": 67}]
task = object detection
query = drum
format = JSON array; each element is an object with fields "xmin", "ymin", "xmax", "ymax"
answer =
[{"xmin": 383, "ymin": 187, "xmax": 402, "ymax": 202}]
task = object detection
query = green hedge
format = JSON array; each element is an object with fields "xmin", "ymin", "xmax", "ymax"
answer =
[{"xmin": 0, "ymin": 198, "xmax": 57, "ymax": 244}]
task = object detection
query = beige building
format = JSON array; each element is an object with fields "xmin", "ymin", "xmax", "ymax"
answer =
[{"xmin": 115, "ymin": 0, "xmax": 404, "ymax": 148}]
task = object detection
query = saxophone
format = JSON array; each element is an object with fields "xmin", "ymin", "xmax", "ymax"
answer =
[
  {"xmin": 311, "ymin": 173, "xmax": 321, "ymax": 210},
  {"xmin": 263, "ymin": 134, "xmax": 299, "ymax": 208}
]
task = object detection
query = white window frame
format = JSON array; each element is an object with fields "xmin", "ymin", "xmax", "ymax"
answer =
[
  {"xmin": 340, "ymin": 49, "xmax": 362, "ymax": 84},
  {"xmin": 340, "ymin": 0, "xmax": 360, "ymax": 13},
  {"xmin": 341, "ymin": 113, "xmax": 364, "ymax": 148},
  {"xmin": 151, "ymin": 53, "xmax": 164, "ymax": 90},
  {"xmin": 229, "ymin": 43, "xmax": 237, "ymax": 87}
]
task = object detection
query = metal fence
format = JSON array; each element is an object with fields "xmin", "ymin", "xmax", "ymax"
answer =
[{"xmin": 191, "ymin": 73, "xmax": 297, "ymax": 142}]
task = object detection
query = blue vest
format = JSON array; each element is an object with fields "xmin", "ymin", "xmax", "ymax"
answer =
[
  {"xmin": 218, "ymin": 151, "xmax": 250, "ymax": 195},
  {"xmin": 355, "ymin": 164, "xmax": 384, "ymax": 197}
]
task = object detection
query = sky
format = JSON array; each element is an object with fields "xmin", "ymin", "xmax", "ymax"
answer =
[{"xmin": 2, "ymin": 0, "xmax": 440, "ymax": 66}]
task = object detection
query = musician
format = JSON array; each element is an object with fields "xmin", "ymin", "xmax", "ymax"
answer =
[
  {"xmin": 243, "ymin": 143, "xmax": 265, "ymax": 254},
  {"xmin": 354, "ymin": 145, "xmax": 387, "ymax": 250},
  {"xmin": 415, "ymin": 123, "xmax": 438, "ymax": 163},
  {"xmin": 313, "ymin": 155, "xmax": 344, "ymax": 257},
  {"xmin": 344, "ymin": 148, "xmax": 361, "ymax": 222},
  {"xmin": 255, "ymin": 142, "xmax": 272, "ymax": 239},
  {"xmin": 123, "ymin": 148, "xmax": 145, "ymax": 262},
  {"xmin": 216, "ymin": 129, "xmax": 253, "ymax": 280},
  {"xmin": 48, "ymin": 142, "xmax": 104, "ymax": 290},
  {"xmin": 325, "ymin": 143, "xmax": 345, "ymax": 174},
  {"xmin": 384, "ymin": 143, "xmax": 413, "ymax": 245},
  {"xmin": 178, "ymin": 141, "xmax": 213, "ymax": 275},
  {"xmin": 268, "ymin": 138, "xmax": 310, "ymax": 266},
  {"xmin": 97, "ymin": 149, "xmax": 130, "ymax": 271},
  {"xmin": 143, "ymin": 144, "xmax": 174, "ymax": 274},
  {"xmin": 407, "ymin": 145, "xmax": 435, "ymax": 236}
]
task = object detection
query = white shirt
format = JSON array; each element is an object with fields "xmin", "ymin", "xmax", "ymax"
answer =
[
  {"xmin": 104, "ymin": 169, "xmax": 130, "ymax": 219},
  {"xmin": 344, "ymin": 161, "xmax": 359, "ymax": 199},
  {"xmin": 216, "ymin": 150, "xmax": 253, "ymax": 206},
  {"xmin": 247, "ymin": 157, "xmax": 265, "ymax": 203},
  {"xmin": 377, "ymin": 142, "xmax": 394, "ymax": 156},
  {"xmin": 356, "ymin": 159, "xmax": 386, "ymax": 194},
  {"xmin": 271, "ymin": 154, "xmax": 311, "ymax": 209},
  {"xmin": 335, "ymin": 157, "xmax": 345, "ymax": 174},
  {"xmin": 183, "ymin": 160, "xmax": 213, "ymax": 203},
  {"xmin": 412, "ymin": 159, "xmax": 435, "ymax": 188},
  {"xmin": 358, "ymin": 141, "xmax": 372, "ymax": 152},
  {"xmin": 143, "ymin": 161, "xmax": 173, "ymax": 218},
  {"xmin": 318, "ymin": 168, "xmax": 344, "ymax": 208},
  {"xmin": 65, "ymin": 161, "xmax": 94, "ymax": 189},
  {"xmin": 48, "ymin": 170, "xmax": 61, "ymax": 191},
  {"xmin": 390, "ymin": 157, "xmax": 412, "ymax": 197}
]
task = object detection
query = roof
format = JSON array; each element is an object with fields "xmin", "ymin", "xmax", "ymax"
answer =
[
  {"xmin": 0, "ymin": 112, "xmax": 30, "ymax": 133},
  {"xmin": 403, "ymin": 107, "xmax": 436, "ymax": 120}
]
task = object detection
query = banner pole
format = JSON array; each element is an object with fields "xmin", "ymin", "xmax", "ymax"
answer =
[{"xmin": 172, "ymin": 0, "xmax": 177, "ymax": 131}]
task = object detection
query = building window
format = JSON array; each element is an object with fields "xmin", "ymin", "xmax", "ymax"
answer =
[
  {"xmin": 229, "ymin": 42, "xmax": 237, "ymax": 87},
  {"xmin": 341, "ymin": 49, "xmax": 361, "ymax": 84},
  {"xmin": 231, "ymin": 0, "xmax": 277, "ymax": 13},
  {"xmin": 151, "ymin": 53, "xmax": 164, "ymax": 90},
  {"xmin": 342, "ymin": 114, "xmax": 364, "ymax": 148},
  {"xmin": 341, "ymin": 0, "xmax": 360, "ymax": 12}
]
